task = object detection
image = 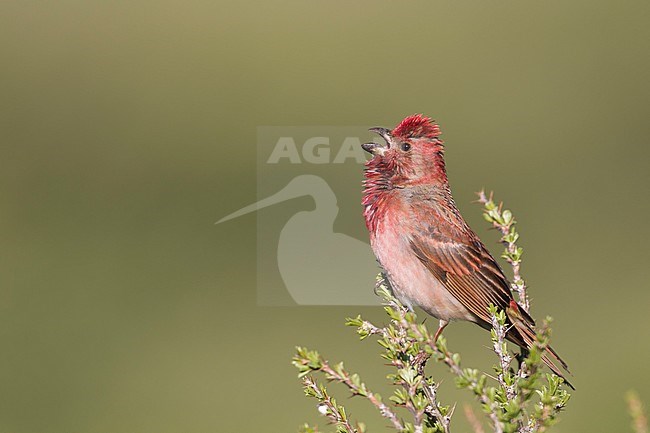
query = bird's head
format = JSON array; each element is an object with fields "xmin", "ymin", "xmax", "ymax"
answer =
[{"xmin": 362, "ymin": 114, "xmax": 447, "ymax": 187}]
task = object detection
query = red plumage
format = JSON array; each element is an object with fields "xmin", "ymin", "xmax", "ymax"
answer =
[
  {"xmin": 392, "ymin": 114, "xmax": 443, "ymax": 141},
  {"xmin": 361, "ymin": 115, "xmax": 572, "ymax": 388}
]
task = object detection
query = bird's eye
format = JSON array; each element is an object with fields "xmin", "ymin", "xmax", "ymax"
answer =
[{"xmin": 400, "ymin": 143, "xmax": 411, "ymax": 152}]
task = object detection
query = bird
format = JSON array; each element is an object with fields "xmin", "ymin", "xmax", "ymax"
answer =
[
  {"xmin": 361, "ymin": 114, "xmax": 572, "ymax": 387},
  {"xmin": 217, "ymin": 174, "xmax": 380, "ymax": 305}
]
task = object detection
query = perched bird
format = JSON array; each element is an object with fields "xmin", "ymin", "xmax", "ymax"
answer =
[{"xmin": 361, "ymin": 114, "xmax": 571, "ymax": 387}]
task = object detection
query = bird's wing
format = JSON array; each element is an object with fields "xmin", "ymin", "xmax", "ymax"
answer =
[
  {"xmin": 407, "ymin": 212, "xmax": 573, "ymax": 385},
  {"xmin": 408, "ymin": 225, "xmax": 518, "ymax": 327}
]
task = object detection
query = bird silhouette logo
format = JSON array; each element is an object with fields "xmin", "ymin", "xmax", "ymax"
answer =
[{"xmin": 217, "ymin": 174, "xmax": 381, "ymax": 305}]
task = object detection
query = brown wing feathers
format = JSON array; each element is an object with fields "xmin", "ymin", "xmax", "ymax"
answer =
[
  {"xmin": 409, "ymin": 230, "xmax": 574, "ymax": 389},
  {"xmin": 409, "ymin": 235, "xmax": 512, "ymax": 326}
]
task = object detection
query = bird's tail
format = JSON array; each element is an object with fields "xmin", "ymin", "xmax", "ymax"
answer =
[{"xmin": 506, "ymin": 301, "xmax": 574, "ymax": 390}]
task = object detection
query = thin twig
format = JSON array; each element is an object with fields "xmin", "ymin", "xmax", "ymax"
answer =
[
  {"xmin": 434, "ymin": 338, "xmax": 503, "ymax": 433},
  {"xmin": 490, "ymin": 312, "xmax": 515, "ymax": 400},
  {"xmin": 464, "ymin": 404, "xmax": 486, "ymax": 433},
  {"xmin": 385, "ymin": 298, "xmax": 503, "ymax": 433},
  {"xmin": 302, "ymin": 376, "xmax": 358, "ymax": 433},
  {"xmin": 422, "ymin": 381, "xmax": 452, "ymax": 433},
  {"xmin": 477, "ymin": 190, "xmax": 530, "ymax": 312},
  {"xmin": 320, "ymin": 360, "xmax": 405, "ymax": 431}
]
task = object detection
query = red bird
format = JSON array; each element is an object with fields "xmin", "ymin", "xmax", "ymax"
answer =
[{"xmin": 361, "ymin": 114, "xmax": 571, "ymax": 386}]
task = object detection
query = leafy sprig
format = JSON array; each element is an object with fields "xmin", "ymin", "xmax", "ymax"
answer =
[{"xmin": 293, "ymin": 192, "xmax": 571, "ymax": 433}]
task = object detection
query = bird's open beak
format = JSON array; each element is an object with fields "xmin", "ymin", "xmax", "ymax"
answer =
[{"xmin": 362, "ymin": 127, "xmax": 392, "ymax": 155}]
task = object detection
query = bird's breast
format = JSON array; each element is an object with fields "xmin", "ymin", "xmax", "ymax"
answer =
[{"xmin": 370, "ymin": 204, "xmax": 474, "ymax": 322}]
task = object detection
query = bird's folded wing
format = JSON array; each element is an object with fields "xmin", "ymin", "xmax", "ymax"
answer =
[{"xmin": 409, "ymin": 233, "xmax": 515, "ymax": 326}]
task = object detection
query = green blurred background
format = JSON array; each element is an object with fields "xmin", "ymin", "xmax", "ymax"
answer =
[{"xmin": 1, "ymin": 1, "xmax": 649, "ymax": 432}]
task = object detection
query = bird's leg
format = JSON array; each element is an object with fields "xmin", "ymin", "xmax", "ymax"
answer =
[{"xmin": 433, "ymin": 320, "xmax": 449, "ymax": 343}]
